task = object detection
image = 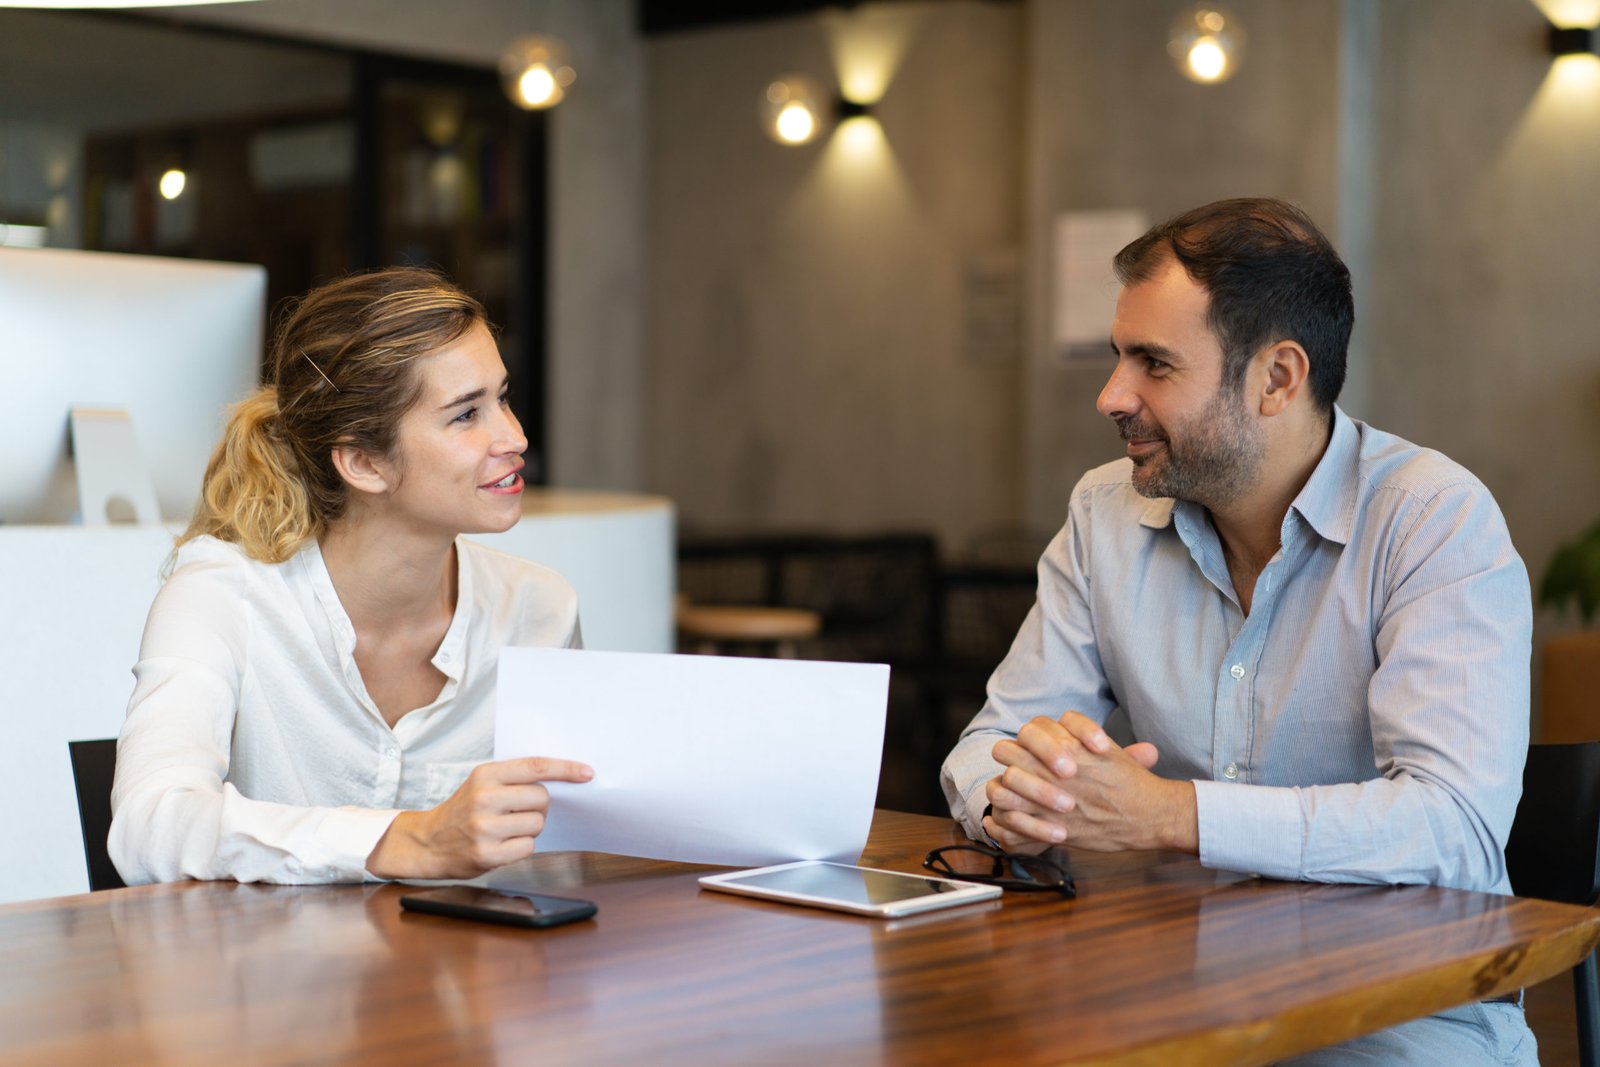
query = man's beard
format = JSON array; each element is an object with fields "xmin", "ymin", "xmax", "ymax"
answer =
[{"xmin": 1117, "ymin": 384, "xmax": 1264, "ymax": 508}]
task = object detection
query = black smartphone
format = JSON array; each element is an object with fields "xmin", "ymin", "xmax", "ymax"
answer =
[{"xmin": 399, "ymin": 886, "xmax": 597, "ymax": 929}]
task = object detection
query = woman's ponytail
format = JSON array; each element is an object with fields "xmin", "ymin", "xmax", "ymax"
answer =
[{"xmin": 178, "ymin": 388, "xmax": 319, "ymax": 563}]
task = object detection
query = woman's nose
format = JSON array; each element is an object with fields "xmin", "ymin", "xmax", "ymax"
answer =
[{"xmin": 496, "ymin": 406, "xmax": 528, "ymax": 455}]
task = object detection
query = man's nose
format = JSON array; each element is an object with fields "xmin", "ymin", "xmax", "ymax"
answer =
[{"xmin": 1096, "ymin": 361, "xmax": 1138, "ymax": 421}]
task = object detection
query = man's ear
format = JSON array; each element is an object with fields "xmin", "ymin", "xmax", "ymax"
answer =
[
  {"xmin": 1256, "ymin": 340, "xmax": 1310, "ymax": 417},
  {"xmin": 330, "ymin": 444, "xmax": 394, "ymax": 497}
]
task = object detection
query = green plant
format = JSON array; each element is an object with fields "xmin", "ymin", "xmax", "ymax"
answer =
[{"xmin": 1539, "ymin": 521, "xmax": 1600, "ymax": 624}]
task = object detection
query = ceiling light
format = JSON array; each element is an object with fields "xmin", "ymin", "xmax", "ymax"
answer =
[
  {"xmin": 500, "ymin": 35, "xmax": 576, "ymax": 110},
  {"xmin": 762, "ymin": 77, "xmax": 824, "ymax": 146},
  {"xmin": 158, "ymin": 169, "xmax": 186, "ymax": 200},
  {"xmin": 1168, "ymin": 6, "xmax": 1245, "ymax": 85}
]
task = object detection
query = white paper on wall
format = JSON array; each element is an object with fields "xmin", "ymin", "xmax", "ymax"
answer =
[{"xmin": 1052, "ymin": 209, "xmax": 1149, "ymax": 363}]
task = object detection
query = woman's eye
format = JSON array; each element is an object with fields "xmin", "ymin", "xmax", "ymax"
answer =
[{"xmin": 453, "ymin": 407, "xmax": 478, "ymax": 424}]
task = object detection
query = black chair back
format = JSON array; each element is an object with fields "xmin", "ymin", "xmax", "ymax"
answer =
[
  {"xmin": 67, "ymin": 739, "xmax": 126, "ymax": 891},
  {"xmin": 1505, "ymin": 741, "xmax": 1600, "ymax": 906},
  {"xmin": 1505, "ymin": 741, "xmax": 1600, "ymax": 1067}
]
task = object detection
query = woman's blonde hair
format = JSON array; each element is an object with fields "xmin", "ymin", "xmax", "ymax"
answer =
[{"xmin": 179, "ymin": 267, "xmax": 488, "ymax": 563}]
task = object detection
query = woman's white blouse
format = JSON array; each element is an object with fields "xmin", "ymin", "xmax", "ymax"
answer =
[{"xmin": 109, "ymin": 535, "xmax": 580, "ymax": 885}]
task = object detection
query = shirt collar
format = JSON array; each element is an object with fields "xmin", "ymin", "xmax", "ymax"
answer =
[
  {"xmin": 1138, "ymin": 496, "xmax": 1177, "ymax": 530},
  {"xmin": 300, "ymin": 538, "xmax": 356, "ymax": 655},
  {"xmin": 431, "ymin": 539, "xmax": 470, "ymax": 682},
  {"xmin": 300, "ymin": 536, "xmax": 471, "ymax": 682},
  {"xmin": 1286, "ymin": 405, "xmax": 1358, "ymax": 547},
  {"xmin": 1134, "ymin": 404, "xmax": 1358, "ymax": 548}
]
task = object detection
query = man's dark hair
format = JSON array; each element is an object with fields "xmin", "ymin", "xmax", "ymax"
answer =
[{"xmin": 1113, "ymin": 198, "xmax": 1352, "ymax": 411}]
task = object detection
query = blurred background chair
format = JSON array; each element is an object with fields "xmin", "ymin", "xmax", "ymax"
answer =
[{"xmin": 1505, "ymin": 741, "xmax": 1600, "ymax": 1067}]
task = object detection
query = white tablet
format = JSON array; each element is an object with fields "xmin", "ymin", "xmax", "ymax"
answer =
[{"xmin": 699, "ymin": 860, "xmax": 1002, "ymax": 917}]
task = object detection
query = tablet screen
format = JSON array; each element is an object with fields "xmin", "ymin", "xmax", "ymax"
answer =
[{"xmin": 720, "ymin": 862, "xmax": 966, "ymax": 905}]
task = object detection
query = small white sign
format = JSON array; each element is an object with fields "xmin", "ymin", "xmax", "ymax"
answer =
[{"xmin": 1052, "ymin": 209, "xmax": 1149, "ymax": 363}]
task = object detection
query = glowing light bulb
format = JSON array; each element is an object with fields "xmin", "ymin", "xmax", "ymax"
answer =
[
  {"xmin": 775, "ymin": 103, "xmax": 817, "ymax": 144},
  {"xmin": 500, "ymin": 35, "xmax": 576, "ymax": 111},
  {"xmin": 1186, "ymin": 38, "xmax": 1229, "ymax": 82},
  {"xmin": 761, "ymin": 76, "xmax": 826, "ymax": 145},
  {"xmin": 1169, "ymin": 6, "xmax": 1244, "ymax": 85},
  {"xmin": 518, "ymin": 65, "xmax": 558, "ymax": 108},
  {"xmin": 158, "ymin": 169, "xmax": 186, "ymax": 200}
]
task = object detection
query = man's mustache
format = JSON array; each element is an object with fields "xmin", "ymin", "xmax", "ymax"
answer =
[{"xmin": 1115, "ymin": 417, "xmax": 1166, "ymax": 443}]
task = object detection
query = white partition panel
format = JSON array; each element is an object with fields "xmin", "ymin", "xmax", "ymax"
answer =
[
  {"xmin": 474, "ymin": 492, "xmax": 675, "ymax": 655},
  {"xmin": 0, "ymin": 526, "xmax": 174, "ymax": 905},
  {"xmin": 0, "ymin": 492, "xmax": 673, "ymax": 904}
]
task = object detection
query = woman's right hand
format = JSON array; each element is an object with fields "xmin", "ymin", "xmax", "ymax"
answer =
[{"xmin": 366, "ymin": 757, "xmax": 593, "ymax": 880}]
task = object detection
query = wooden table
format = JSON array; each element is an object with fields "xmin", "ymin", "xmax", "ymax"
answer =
[{"xmin": 3, "ymin": 811, "xmax": 1596, "ymax": 1066}]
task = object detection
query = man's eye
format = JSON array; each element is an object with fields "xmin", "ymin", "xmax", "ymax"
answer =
[{"xmin": 1147, "ymin": 358, "xmax": 1170, "ymax": 374}]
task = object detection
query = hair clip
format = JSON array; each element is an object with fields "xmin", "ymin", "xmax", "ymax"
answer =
[{"xmin": 300, "ymin": 349, "xmax": 341, "ymax": 393}]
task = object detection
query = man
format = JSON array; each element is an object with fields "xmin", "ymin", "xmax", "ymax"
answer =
[{"xmin": 941, "ymin": 198, "xmax": 1535, "ymax": 1063}]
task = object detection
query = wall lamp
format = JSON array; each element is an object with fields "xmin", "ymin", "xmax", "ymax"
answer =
[
  {"xmin": 1549, "ymin": 24, "xmax": 1599, "ymax": 56},
  {"xmin": 761, "ymin": 76, "xmax": 874, "ymax": 146}
]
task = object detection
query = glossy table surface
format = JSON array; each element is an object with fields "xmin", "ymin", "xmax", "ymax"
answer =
[{"xmin": 4, "ymin": 810, "xmax": 1597, "ymax": 1066}]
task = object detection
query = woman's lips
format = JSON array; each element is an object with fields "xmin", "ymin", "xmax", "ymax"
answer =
[{"xmin": 480, "ymin": 469, "xmax": 525, "ymax": 493}]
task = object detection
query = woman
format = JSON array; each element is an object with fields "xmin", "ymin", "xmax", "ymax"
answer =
[{"xmin": 109, "ymin": 267, "xmax": 592, "ymax": 885}]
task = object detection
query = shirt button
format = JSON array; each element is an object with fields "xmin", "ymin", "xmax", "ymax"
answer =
[
  {"xmin": 1229, "ymin": 664, "xmax": 1245, "ymax": 680},
  {"xmin": 1224, "ymin": 762, "xmax": 1239, "ymax": 780},
  {"xmin": 439, "ymin": 651, "xmax": 452, "ymax": 663},
  {"xmin": 385, "ymin": 747, "xmax": 399, "ymax": 760}
]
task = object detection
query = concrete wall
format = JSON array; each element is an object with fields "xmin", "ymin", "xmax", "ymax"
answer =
[
  {"xmin": 1021, "ymin": 0, "xmax": 1345, "ymax": 531},
  {"xmin": 177, "ymin": 0, "xmax": 647, "ymax": 492},
  {"xmin": 644, "ymin": 2, "xmax": 1025, "ymax": 549},
  {"xmin": 1365, "ymin": 2, "xmax": 1600, "ymax": 691}
]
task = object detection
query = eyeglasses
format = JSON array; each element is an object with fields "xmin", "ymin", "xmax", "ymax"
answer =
[{"xmin": 922, "ymin": 844, "xmax": 1076, "ymax": 898}]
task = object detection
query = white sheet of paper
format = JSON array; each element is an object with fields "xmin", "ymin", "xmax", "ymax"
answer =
[{"xmin": 495, "ymin": 648, "xmax": 890, "ymax": 867}]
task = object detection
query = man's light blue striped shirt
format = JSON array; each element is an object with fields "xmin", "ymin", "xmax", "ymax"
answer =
[{"xmin": 941, "ymin": 408, "xmax": 1530, "ymax": 893}]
